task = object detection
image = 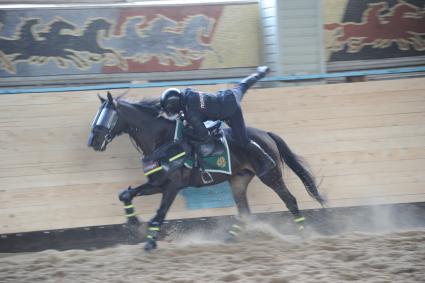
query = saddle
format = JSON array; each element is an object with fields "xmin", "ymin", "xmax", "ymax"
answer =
[
  {"xmin": 185, "ymin": 120, "xmax": 225, "ymax": 157},
  {"xmin": 142, "ymin": 119, "xmax": 231, "ymax": 186}
]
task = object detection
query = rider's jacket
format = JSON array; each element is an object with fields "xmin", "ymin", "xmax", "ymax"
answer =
[{"xmin": 180, "ymin": 88, "xmax": 238, "ymax": 141}]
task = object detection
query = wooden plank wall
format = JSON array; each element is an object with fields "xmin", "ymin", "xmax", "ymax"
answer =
[{"xmin": 1, "ymin": 78, "xmax": 424, "ymax": 233}]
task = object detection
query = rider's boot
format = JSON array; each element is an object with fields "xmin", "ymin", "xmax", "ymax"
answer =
[
  {"xmin": 246, "ymin": 140, "xmax": 276, "ymax": 177},
  {"xmin": 236, "ymin": 66, "xmax": 270, "ymax": 101},
  {"xmin": 240, "ymin": 66, "xmax": 270, "ymax": 89}
]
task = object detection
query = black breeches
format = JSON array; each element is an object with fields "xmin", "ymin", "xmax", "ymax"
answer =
[
  {"xmin": 232, "ymin": 85, "xmax": 245, "ymax": 103},
  {"xmin": 227, "ymin": 106, "xmax": 250, "ymax": 147}
]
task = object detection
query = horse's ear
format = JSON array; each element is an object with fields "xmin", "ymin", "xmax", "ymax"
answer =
[
  {"xmin": 97, "ymin": 93, "xmax": 106, "ymax": 103},
  {"xmin": 107, "ymin": 91, "xmax": 114, "ymax": 103}
]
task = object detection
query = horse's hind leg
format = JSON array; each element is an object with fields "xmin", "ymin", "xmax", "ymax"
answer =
[
  {"xmin": 229, "ymin": 170, "xmax": 255, "ymax": 217},
  {"xmin": 226, "ymin": 170, "xmax": 255, "ymax": 241},
  {"xmin": 259, "ymin": 171, "xmax": 306, "ymax": 230}
]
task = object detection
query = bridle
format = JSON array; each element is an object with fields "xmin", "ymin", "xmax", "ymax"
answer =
[{"xmin": 91, "ymin": 101, "xmax": 119, "ymax": 147}]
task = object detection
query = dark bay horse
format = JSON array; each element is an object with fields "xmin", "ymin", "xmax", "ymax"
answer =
[{"xmin": 88, "ymin": 92, "xmax": 325, "ymax": 251}]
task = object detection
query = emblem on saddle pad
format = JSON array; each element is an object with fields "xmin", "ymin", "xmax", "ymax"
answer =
[{"xmin": 216, "ymin": 156, "xmax": 226, "ymax": 168}]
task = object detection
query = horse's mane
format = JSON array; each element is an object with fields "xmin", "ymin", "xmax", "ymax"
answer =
[{"xmin": 132, "ymin": 98, "xmax": 162, "ymax": 115}]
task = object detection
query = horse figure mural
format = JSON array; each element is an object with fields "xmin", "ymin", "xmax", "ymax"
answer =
[
  {"xmin": 0, "ymin": 18, "xmax": 41, "ymax": 73},
  {"xmin": 103, "ymin": 14, "xmax": 220, "ymax": 66},
  {"xmin": 0, "ymin": 17, "xmax": 126, "ymax": 72},
  {"xmin": 88, "ymin": 80, "xmax": 326, "ymax": 251}
]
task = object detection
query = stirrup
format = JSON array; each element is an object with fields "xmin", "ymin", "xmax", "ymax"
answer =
[{"xmin": 200, "ymin": 170, "xmax": 213, "ymax": 184}]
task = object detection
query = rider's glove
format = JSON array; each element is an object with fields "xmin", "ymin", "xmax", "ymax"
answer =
[{"xmin": 256, "ymin": 66, "xmax": 270, "ymax": 79}]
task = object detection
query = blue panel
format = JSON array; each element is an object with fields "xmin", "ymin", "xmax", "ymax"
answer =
[
  {"xmin": 1, "ymin": 66, "xmax": 425, "ymax": 94},
  {"xmin": 180, "ymin": 182, "xmax": 235, "ymax": 210}
]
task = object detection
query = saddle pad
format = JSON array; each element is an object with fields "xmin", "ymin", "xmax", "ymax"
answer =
[{"xmin": 174, "ymin": 119, "xmax": 232, "ymax": 175}]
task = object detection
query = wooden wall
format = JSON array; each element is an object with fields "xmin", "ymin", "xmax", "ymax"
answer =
[{"xmin": 1, "ymin": 78, "xmax": 424, "ymax": 233}]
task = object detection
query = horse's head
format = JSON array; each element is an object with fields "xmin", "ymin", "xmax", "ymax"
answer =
[
  {"xmin": 122, "ymin": 16, "xmax": 145, "ymax": 35},
  {"xmin": 88, "ymin": 92, "xmax": 127, "ymax": 151},
  {"xmin": 49, "ymin": 20, "xmax": 75, "ymax": 33},
  {"xmin": 185, "ymin": 15, "xmax": 214, "ymax": 38},
  {"xmin": 88, "ymin": 91, "xmax": 176, "ymax": 154},
  {"xmin": 150, "ymin": 15, "xmax": 177, "ymax": 30},
  {"xmin": 86, "ymin": 18, "xmax": 112, "ymax": 38},
  {"xmin": 22, "ymin": 18, "xmax": 41, "ymax": 27},
  {"xmin": 18, "ymin": 18, "xmax": 40, "ymax": 35}
]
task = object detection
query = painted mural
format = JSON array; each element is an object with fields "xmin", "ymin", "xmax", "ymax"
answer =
[
  {"xmin": 0, "ymin": 5, "xmax": 260, "ymax": 77},
  {"xmin": 324, "ymin": 0, "xmax": 425, "ymax": 62}
]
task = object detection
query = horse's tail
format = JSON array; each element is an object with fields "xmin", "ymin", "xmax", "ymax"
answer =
[{"xmin": 268, "ymin": 132, "xmax": 326, "ymax": 206}]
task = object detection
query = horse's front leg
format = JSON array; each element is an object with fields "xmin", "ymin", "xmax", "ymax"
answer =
[
  {"xmin": 118, "ymin": 183, "xmax": 162, "ymax": 227},
  {"xmin": 144, "ymin": 188, "xmax": 179, "ymax": 251}
]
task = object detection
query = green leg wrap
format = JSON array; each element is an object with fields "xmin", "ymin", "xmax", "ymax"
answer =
[
  {"xmin": 146, "ymin": 225, "xmax": 160, "ymax": 241},
  {"xmin": 124, "ymin": 202, "xmax": 140, "ymax": 226},
  {"xmin": 228, "ymin": 224, "xmax": 243, "ymax": 237},
  {"xmin": 294, "ymin": 216, "xmax": 306, "ymax": 231}
]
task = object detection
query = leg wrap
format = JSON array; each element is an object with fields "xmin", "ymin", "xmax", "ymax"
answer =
[
  {"xmin": 294, "ymin": 216, "xmax": 306, "ymax": 231},
  {"xmin": 228, "ymin": 224, "xmax": 243, "ymax": 237},
  {"xmin": 124, "ymin": 203, "xmax": 136, "ymax": 218},
  {"xmin": 146, "ymin": 223, "xmax": 161, "ymax": 241}
]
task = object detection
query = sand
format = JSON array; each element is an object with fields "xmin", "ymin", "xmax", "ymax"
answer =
[{"xmin": 1, "ymin": 225, "xmax": 424, "ymax": 283}]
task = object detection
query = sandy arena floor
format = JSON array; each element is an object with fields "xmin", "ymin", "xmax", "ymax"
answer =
[{"xmin": 1, "ymin": 223, "xmax": 424, "ymax": 283}]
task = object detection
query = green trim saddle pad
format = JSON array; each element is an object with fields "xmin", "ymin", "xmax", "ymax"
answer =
[{"xmin": 174, "ymin": 119, "xmax": 232, "ymax": 175}]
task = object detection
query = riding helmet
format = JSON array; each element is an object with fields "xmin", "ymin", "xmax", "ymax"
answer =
[{"xmin": 160, "ymin": 88, "xmax": 182, "ymax": 114}]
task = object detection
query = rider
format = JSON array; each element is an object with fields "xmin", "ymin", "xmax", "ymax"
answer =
[{"xmin": 159, "ymin": 66, "xmax": 276, "ymax": 177}]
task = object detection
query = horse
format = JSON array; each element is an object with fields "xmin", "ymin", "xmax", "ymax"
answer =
[
  {"xmin": 17, "ymin": 20, "xmax": 79, "ymax": 67},
  {"xmin": 0, "ymin": 18, "xmax": 40, "ymax": 73},
  {"xmin": 88, "ymin": 92, "xmax": 326, "ymax": 251},
  {"xmin": 62, "ymin": 18, "xmax": 127, "ymax": 69},
  {"xmin": 107, "ymin": 15, "xmax": 218, "ymax": 66}
]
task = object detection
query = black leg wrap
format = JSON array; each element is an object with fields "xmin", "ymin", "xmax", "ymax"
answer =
[
  {"xmin": 228, "ymin": 223, "xmax": 243, "ymax": 237},
  {"xmin": 119, "ymin": 187, "xmax": 141, "ymax": 227},
  {"xmin": 225, "ymin": 221, "xmax": 245, "ymax": 243},
  {"xmin": 125, "ymin": 204, "xmax": 140, "ymax": 226},
  {"xmin": 144, "ymin": 222, "xmax": 161, "ymax": 251},
  {"xmin": 294, "ymin": 215, "xmax": 306, "ymax": 232},
  {"xmin": 123, "ymin": 202, "xmax": 142, "ymax": 245},
  {"xmin": 146, "ymin": 225, "xmax": 160, "ymax": 241}
]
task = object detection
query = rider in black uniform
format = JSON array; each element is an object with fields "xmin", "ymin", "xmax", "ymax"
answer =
[{"xmin": 160, "ymin": 66, "xmax": 276, "ymax": 177}]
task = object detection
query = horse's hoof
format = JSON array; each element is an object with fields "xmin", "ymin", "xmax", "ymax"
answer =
[
  {"xmin": 224, "ymin": 234, "xmax": 239, "ymax": 244},
  {"xmin": 144, "ymin": 239, "xmax": 157, "ymax": 251},
  {"xmin": 126, "ymin": 225, "xmax": 143, "ymax": 245},
  {"xmin": 127, "ymin": 216, "xmax": 141, "ymax": 227}
]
